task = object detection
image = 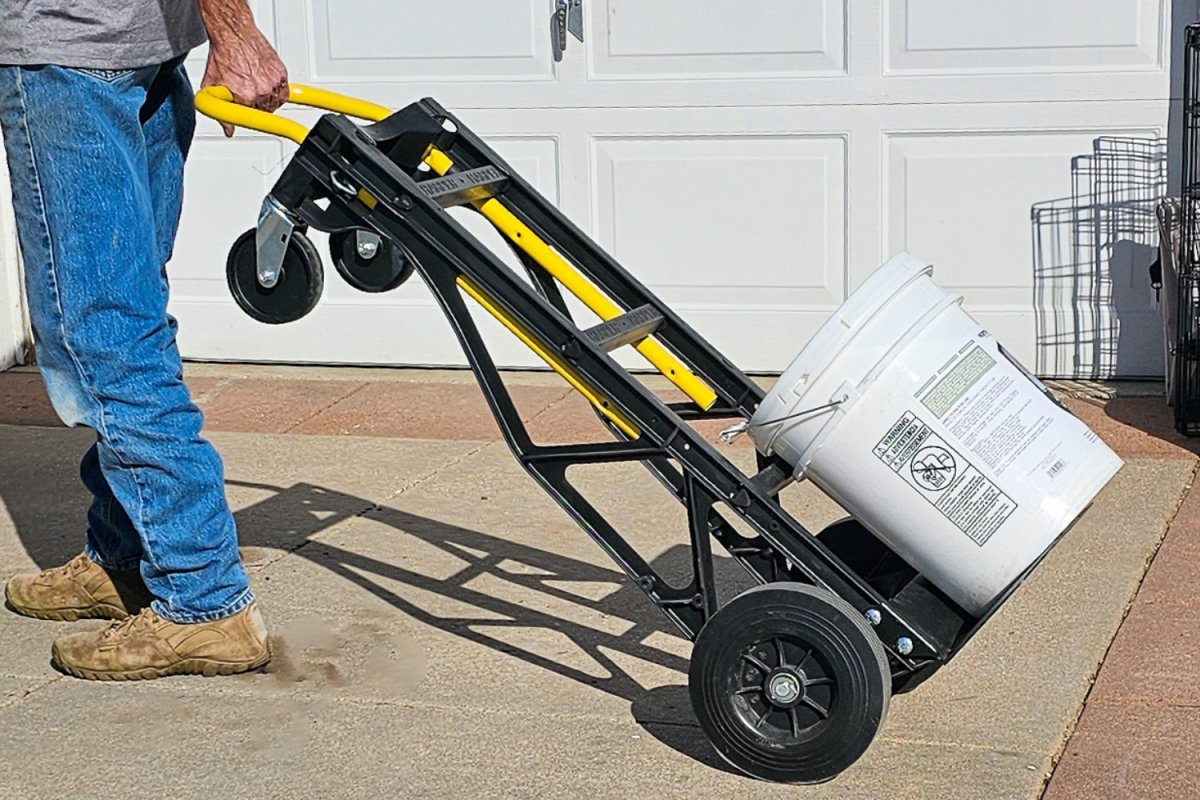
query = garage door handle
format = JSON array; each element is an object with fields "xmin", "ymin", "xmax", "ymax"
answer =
[{"xmin": 552, "ymin": 0, "xmax": 584, "ymax": 62}]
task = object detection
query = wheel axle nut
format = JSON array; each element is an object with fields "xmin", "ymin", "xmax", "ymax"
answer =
[
  {"xmin": 865, "ymin": 609, "xmax": 881, "ymax": 626},
  {"xmin": 768, "ymin": 673, "xmax": 801, "ymax": 703},
  {"xmin": 896, "ymin": 637, "xmax": 913, "ymax": 655},
  {"xmin": 356, "ymin": 240, "xmax": 379, "ymax": 259}
]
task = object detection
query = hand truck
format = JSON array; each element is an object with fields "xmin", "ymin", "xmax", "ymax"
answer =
[{"xmin": 196, "ymin": 86, "xmax": 1041, "ymax": 784}]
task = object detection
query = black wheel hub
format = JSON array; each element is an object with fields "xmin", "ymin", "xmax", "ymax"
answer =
[
  {"xmin": 765, "ymin": 669, "xmax": 805, "ymax": 708},
  {"xmin": 733, "ymin": 637, "xmax": 836, "ymax": 743}
]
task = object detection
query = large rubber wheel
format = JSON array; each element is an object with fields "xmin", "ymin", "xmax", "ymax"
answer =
[
  {"xmin": 329, "ymin": 229, "xmax": 414, "ymax": 293},
  {"xmin": 226, "ymin": 228, "xmax": 324, "ymax": 324},
  {"xmin": 688, "ymin": 582, "xmax": 891, "ymax": 784}
]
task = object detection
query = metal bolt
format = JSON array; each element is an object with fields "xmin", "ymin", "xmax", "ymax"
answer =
[
  {"xmin": 769, "ymin": 673, "xmax": 801, "ymax": 703},
  {"xmin": 865, "ymin": 609, "xmax": 882, "ymax": 626},
  {"xmin": 399, "ymin": 196, "xmax": 413, "ymax": 210},
  {"xmin": 356, "ymin": 239, "xmax": 379, "ymax": 260},
  {"xmin": 258, "ymin": 265, "xmax": 281, "ymax": 288},
  {"xmin": 896, "ymin": 637, "xmax": 914, "ymax": 655}
]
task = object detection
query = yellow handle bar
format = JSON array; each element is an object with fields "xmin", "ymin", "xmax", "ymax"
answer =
[{"xmin": 195, "ymin": 84, "xmax": 391, "ymax": 143}]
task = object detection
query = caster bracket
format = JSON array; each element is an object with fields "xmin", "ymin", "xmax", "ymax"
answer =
[
  {"xmin": 355, "ymin": 230, "xmax": 382, "ymax": 260},
  {"xmin": 256, "ymin": 195, "xmax": 299, "ymax": 288}
]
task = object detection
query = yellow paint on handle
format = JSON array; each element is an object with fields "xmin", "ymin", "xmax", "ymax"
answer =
[
  {"xmin": 288, "ymin": 85, "xmax": 391, "ymax": 123},
  {"xmin": 424, "ymin": 150, "xmax": 718, "ymax": 410},
  {"xmin": 194, "ymin": 85, "xmax": 392, "ymax": 144},
  {"xmin": 195, "ymin": 86, "xmax": 309, "ymax": 144}
]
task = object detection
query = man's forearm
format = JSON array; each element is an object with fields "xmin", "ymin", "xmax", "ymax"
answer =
[
  {"xmin": 196, "ymin": 0, "xmax": 288, "ymax": 124},
  {"xmin": 196, "ymin": 0, "xmax": 259, "ymax": 45}
]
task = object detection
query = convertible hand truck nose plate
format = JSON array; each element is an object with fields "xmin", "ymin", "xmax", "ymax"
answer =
[{"xmin": 197, "ymin": 85, "xmax": 1052, "ymax": 784}]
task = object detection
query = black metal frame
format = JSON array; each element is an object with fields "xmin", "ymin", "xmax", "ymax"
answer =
[{"xmin": 256, "ymin": 98, "xmax": 1035, "ymax": 690}]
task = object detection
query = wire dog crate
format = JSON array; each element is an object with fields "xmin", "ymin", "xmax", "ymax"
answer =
[{"xmin": 1173, "ymin": 24, "xmax": 1200, "ymax": 434}]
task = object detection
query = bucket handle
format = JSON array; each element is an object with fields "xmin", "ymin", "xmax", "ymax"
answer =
[
  {"xmin": 788, "ymin": 291, "xmax": 964, "ymax": 478},
  {"xmin": 753, "ymin": 261, "xmax": 937, "ymax": 457}
]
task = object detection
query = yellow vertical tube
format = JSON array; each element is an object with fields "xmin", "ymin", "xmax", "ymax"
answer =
[{"xmin": 423, "ymin": 149, "xmax": 717, "ymax": 410}]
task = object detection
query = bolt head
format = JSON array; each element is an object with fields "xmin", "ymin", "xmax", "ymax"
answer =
[
  {"xmin": 769, "ymin": 674, "xmax": 800, "ymax": 703},
  {"xmin": 865, "ymin": 609, "xmax": 882, "ymax": 626},
  {"xmin": 356, "ymin": 240, "xmax": 379, "ymax": 259},
  {"xmin": 257, "ymin": 267, "xmax": 280, "ymax": 288},
  {"xmin": 896, "ymin": 637, "xmax": 914, "ymax": 655}
]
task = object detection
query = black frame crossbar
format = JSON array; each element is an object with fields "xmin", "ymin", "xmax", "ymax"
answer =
[{"xmin": 260, "ymin": 98, "xmax": 1022, "ymax": 690}]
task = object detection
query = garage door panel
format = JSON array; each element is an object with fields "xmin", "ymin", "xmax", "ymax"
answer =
[
  {"xmin": 158, "ymin": 2, "xmax": 1177, "ymax": 380},
  {"xmin": 169, "ymin": 137, "xmax": 285, "ymax": 299},
  {"xmin": 309, "ymin": 0, "xmax": 555, "ymax": 81},
  {"xmin": 592, "ymin": 135, "xmax": 845, "ymax": 309},
  {"xmin": 591, "ymin": 0, "xmax": 844, "ymax": 77},
  {"xmin": 887, "ymin": 0, "xmax": 1164, "ymax": 73}
]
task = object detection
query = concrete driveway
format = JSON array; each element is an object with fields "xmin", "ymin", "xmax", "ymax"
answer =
[{"xmin": 0, "ymin": 367, "xmax": 1193, "ymax": 799}]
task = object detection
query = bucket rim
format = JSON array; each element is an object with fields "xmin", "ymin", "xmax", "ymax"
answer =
[{"xmin": 749, "ymin": 251, "xmax": 937, "ymax": 445}]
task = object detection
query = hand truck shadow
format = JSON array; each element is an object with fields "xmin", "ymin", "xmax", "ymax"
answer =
[{"xmin": 231, "ymin": 477, "xmax": 752, "ymax": 774}]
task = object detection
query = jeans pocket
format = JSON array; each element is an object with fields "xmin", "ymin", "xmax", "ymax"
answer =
[{"xmin": 73, "ymin": 67, "xmax": 135, "ymax": 83}]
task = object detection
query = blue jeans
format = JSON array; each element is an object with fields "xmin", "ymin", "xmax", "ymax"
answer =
[{"xmin": 0, "ymin": 59, "xmax": 253, "ymax": 624}]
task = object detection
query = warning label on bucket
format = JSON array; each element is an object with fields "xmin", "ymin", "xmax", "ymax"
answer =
[
  {"xmin": 874, "ymin": 411, "xmax": 1016, "ymax": 546},
  {"xmin": 913, "ymin": 332, "xmax": 1099, "ymax": 507}
]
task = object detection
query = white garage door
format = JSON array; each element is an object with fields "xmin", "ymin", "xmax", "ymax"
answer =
[
  {"xmin": 0, "ymin": 144, "xmax": 23, "ymax": 370},
  {"xmin": 168, "ymin": 0, "xmax": 1181, "ymax": 378}
]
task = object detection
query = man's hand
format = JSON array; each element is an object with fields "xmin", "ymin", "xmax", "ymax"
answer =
[{"xmin": 197, "ymin": 0, "xmax": 289, "ymax": 137}]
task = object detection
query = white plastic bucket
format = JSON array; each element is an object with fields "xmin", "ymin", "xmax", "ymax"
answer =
[{"xmin": 748, "ymin": 252, "xmax": 1123, "ymax": 615}]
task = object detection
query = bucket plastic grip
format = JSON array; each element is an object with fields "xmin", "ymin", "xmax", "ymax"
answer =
[{"xmin": 718, "ymin": 396, "xmax": 847, "ymax": 443}]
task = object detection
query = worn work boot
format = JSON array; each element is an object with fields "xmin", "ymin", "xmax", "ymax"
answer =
[
  {"xmin": 51, "ymin": 602, "xmax": 271, "ymax": 681},
  {"xmin": 4, "ymin": 553, "xmax": 152, "ymax": 621}
]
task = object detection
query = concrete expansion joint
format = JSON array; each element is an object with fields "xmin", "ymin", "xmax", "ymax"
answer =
[
  {"xmin": 330, "ymin": 693, "xmax": 631, "ymax": 723},
  {"xmin": 879, "ymin": 735, "xmax": 1033, "ymax": 756},
  {"xmin": 375, "ymin": 440, "xmax": 501, "ymax": 506},
  {"xmin": 282, "ymin": 383, "xmax": 371, "ymax": 434},
  {"xmin": 0, "ymin": 675, "xmax": 62, "ymax": 710},
  {"xmin": 188, "ymin": 376, "xmax": 238, "ymax": 407}
]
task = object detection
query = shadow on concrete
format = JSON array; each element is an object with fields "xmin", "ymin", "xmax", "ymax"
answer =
[
  {"xmin": 225, "ymin": 476, "xmax": 751, "ymax": 772},
  {"xmin": 630, "ymin": 684, "xmax": 737, "ymax": 775},
  {"xmin": 1102, "ymin": 395, "xmax": 1200, "ymax": 456},
  {"xmin": 0, "ymin": 426, "xmax": 751, "ymax": 771}
]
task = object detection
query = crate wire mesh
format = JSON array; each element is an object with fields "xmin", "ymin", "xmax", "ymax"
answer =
[
  {"xmin": 1033, "ymin": 137, "xmax": 1167, "ymax": 380},
  {"xmin": 1174, "ymin": 24, "xmax": 1200, "ymax": 433}
]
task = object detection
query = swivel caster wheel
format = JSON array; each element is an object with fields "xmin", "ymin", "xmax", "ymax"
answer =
[
  {"xmin": 226, "ymin": 228, "xmax": 324, "ymax": 324},
  {"xmin": 688, "ymin": 582, "xmax": 891, "ymax": 784},
  {"xmin": 330, "ymin": 229, "xmax": 414, "ymax": 293}
]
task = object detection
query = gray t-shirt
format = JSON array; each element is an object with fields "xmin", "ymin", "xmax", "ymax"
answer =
[{"xmin": 0, "ymin": 1, "xmax": 207, "ymax": 69}]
